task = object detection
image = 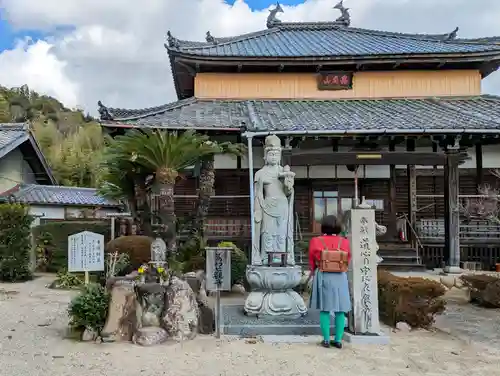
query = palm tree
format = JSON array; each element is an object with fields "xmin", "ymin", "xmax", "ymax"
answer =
[
  {"xmin": 98, "ymin": 132, "xmax": 153, "ymax": 236},
  {"xmin": 103, "ymin": 129, "xmax": 218, "ymax": 254},
  {"xmin": 191, "ymin": 142, "xmax": 247, "ymax": 239}
]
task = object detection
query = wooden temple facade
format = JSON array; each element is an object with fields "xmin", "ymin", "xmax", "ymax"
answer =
[{"xmin": 99, "ymin": 4, "xmax": 500, "ymax": 271}]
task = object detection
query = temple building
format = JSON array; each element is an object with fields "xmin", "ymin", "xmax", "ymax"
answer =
[{"xmin": 99, "ymin": 3, "xmax": 500, "ymax": 272}]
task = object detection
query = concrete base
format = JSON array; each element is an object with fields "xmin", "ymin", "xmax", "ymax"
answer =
[
  {"xmin": 343, "ymin": 331, "xmax": 390, "ymax": 345},
  {"xmin": 442, "ymin": 266, "xmax": 463, "ymax": 275},
  {"xmin": 221, "ymin": 305, "xmax": 346, "ymax": 337}
]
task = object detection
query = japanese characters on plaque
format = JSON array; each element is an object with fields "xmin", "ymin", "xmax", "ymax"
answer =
[
  {"xmin": 205, "ymin": 247, "xmax": 232, "ymax": 292},
  {"xmin": 317, "ymin": 71, "xmax": 353, "ymax": 90},
  {"xmin": 67, "ymin": 231, "xmax": 105, "ymax": 272},
  {"xmin": 359, "ymin": 216, "xmax": 373, "ymax": 331},
  {"xmin": 348, "ymin": 208, "xmax": 381, "ymax": 335}
]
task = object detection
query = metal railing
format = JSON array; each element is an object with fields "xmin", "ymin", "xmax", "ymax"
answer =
[{"xmin": 397, "ymin": 212, "xmax": 423, "ymax": 264}]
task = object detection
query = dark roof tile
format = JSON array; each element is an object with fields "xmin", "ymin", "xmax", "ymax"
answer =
[
  {"xmin": 100, "ymin": 95, "xmax": 500, "ymax": 134},
  {"xmin": 0, "ymin": 123, "xmax": 30, "ymax": 159},
  {"xmin": 3, "ymin": 184, "xmax": 121, "ymax": 207},
  {"xmin": 168, "ymin": 23, "xmax": 500, "ymax": 58}
]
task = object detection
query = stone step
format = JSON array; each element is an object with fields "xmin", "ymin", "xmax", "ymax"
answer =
[
  {"xmin": 379, "ymin": 248, "xmax": 418, "ymax": 258},
  {"xmin": 220, "ymin": 305, "xmax": 347, "ymax": 336},
  {"xmin": 380, "ymin": 255, "xmax": 420, "ymax": 264},
  {"xmin": 378, "ymin": 262, "xmax": 427, "ymax": 272}
]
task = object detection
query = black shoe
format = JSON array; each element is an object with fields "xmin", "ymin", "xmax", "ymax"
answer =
[
  {"xmin": 321, "ymin": 340, "xmax": 331, "ymax": 348},
  {"xmin": 330, "ymin": 341, "xmax": 342, "ymax": 349}
]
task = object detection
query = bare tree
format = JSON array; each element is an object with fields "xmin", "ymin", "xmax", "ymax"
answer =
[{"xmin": 461, "ymin": 169, "xmax": 500, "ymax": 224}]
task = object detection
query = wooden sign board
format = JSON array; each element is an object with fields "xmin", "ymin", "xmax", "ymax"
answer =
[
  {"xmin": 205, "ymin": 247, "xmax": 232, "ymax": 292},
  {"xmin": 317, "ymin": 71, "xmax": 353, "ymax": 90},
  {"xmin": 68, "ymin": 231, "xmax": 104, "ymax": 273}
]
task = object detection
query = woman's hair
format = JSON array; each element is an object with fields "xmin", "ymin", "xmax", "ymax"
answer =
[{"xmin": 321, "ymin": 215, "xmax": 342, "ymax": 235}]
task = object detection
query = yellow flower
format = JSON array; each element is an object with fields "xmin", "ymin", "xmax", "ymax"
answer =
[
  {"xmin": 157, "ymin": 267, "xmax": 165, "ymax": 274},
  {"xmin": 138, "ymin": 267, "xmax": 144, "ymax": 274}
]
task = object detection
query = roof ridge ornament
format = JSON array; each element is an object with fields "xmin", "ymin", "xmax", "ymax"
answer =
[
  {"xmin": 445, "ymin": 27, "xmax": 459, "ymax": 41},
  {"xmin": 97, "ymin": 100, "xmax": 113, "ymax": 121},
  {"xmin": 166, "ymin": 31, "xmax": 180, "ymax": 49},
  {"xmin": 334, "ymin": 0, "xmax": 351, "ymax": 27},
  {"xmin": 267, "ymin": 2, "xmax": 284, "ymax": 29},
  {"xmin": 206, "ymin": 31, "xmax": 218, "ymax": 44}
]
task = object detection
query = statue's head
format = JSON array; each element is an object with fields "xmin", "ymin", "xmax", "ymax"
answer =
[{"xmin": 264, "ymin": 134, "xmax": 281, "ymax": 166}]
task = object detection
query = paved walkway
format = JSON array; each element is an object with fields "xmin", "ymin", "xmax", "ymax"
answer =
[{"xmin": 1, "ymin": 275, "xmax": 499, "ymax": 376}]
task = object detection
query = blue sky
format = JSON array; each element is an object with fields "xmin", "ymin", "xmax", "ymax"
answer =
[{"xmin": 0, "ymin": 0, "xmax": 304, "ymax": 51}]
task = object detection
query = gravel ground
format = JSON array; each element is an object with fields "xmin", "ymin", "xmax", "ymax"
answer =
[{"xmin": 1, "ymin": 275, "xmax": 499, "ymax": 376}]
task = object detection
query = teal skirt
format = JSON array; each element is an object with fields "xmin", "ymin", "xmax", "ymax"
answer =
[{"xmin": 309, "ymin": 269, "xmax": 352, "ymax": 313}]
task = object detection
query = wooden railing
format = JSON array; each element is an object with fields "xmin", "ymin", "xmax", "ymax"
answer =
[{"xmin": 417, "ymin": 219, "xmax": 500, "ymax": 243}]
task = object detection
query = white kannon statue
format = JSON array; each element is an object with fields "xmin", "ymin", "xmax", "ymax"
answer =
[{"xmin": 252, "ymin": 135, "xmax": 295, "ymax": 266}]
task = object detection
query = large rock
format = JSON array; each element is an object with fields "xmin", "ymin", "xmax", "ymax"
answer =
[
  {"xmin": 101, "ymin": 284, "xmax": 138, "ymax": 342},
  {"xmin": 482, "ymin": 280, "xmax": 500, "ymax": 308},
  {"xmin": 184, "ymin": 270, "xmax": 214, "ymax": 334},
  {"xmin": 135, "ymin": 283, "xmax": 166, "ymax": 327},
  {"xmin": 162, "ymin": 277, "xmax": 199, "ymax": 341},
  {"xmin": 132, "ymin": 327, "xmax": 168, "ymax": 346}
]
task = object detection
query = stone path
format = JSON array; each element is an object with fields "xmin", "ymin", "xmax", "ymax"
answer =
[
  {"xmin": 434, "ymin": 289, "xmax": 500, "ymax": 349},
  {"xmin": 1, "ymin": 275, "xmax": 499, "ymax": 376}
]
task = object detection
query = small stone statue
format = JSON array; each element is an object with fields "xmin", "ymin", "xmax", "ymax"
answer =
[{"xmin": 252, "ymin": 135, "xmax": 295, "ymax": 266}]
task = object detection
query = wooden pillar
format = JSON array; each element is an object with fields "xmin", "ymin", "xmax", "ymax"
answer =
[
  {"xmin": 236, "ymin": 134, "xmax": 242, "ymax": 169},
  {"xmin": 444, "ymin": 148, "xmax": 461, "ymax": 273},
  {"xmin": 475, "ymin": 143, "xmax": 483, "ymax": 193},
  {"xmin": 388, "ymin": 140, "xmax": 398, "ymax": 238},
  {"xmin": 407, "ymin": 139, "xmax": 417, "ymax": 244}
]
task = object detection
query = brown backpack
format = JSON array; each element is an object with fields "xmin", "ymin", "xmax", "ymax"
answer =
[{"xmin": 318, "ymin": 236, "xmax": 349, "ymax": 273}]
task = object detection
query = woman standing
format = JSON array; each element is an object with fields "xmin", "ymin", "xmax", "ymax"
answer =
[{"xmin": 308, "ymin": 215, "xmax": 351, "ymax": 348}]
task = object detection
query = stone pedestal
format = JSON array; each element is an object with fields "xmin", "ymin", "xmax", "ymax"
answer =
[
  {"xmin": 243, "ymin": 265, "xmax": 307, "ymax": 317},
  {"xmin": 443, "ymin": 265, "xmax": 463, "ymax": 274},
  {"xmin": 347, "ymin": 207, "xmax": 389, "ymax": 344}
]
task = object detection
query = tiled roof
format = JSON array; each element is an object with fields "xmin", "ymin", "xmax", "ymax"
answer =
[
  {"xmin": 100, "ymin": 95, "xmax": 500, "ymax": 133},
  {"xmin": 0, "ymin": 123, "xmax": 30, "ymax": 159},
  {"xmin": 246, "ymin": 96, "xmax": 500, "ymax": 132},
  {"xmin": 0, "ymin": 123, "xmax": 56, "ymax": 184},
  {"xmin": 101, "ymin": 98, "xmax": 248, "ymax": 129},
  {"xmin": 3, "ymin": 184, "xmax": 121, "ymax": 207},
  {"xmin": 166, "ymin": 23, "xmax": 500, "ymax": 58}
]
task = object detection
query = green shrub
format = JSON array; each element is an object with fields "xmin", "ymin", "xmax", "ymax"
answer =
[
  {"xmin": 0, "ymin": 203, "xmax": 33, "ymax": 282},
  {"xmin": 377, "ymin": 270, "xmax": 446, "ymax": 329},
  {"xmin": 460, "ymin": 274, "xmax": 500, "ymax": 308},
  {"xmin": 35, "ymin": 231, "xmax": 54, "ymax": 271},
  {"xmin": 105, "ymin": 235, "xmax": 153, "ymax": 268},
  {"xmin": 50, "ymin": 269, "xmax": 83, "ymax": 289},
  {"xmin": 32, "ymin": 220, "xmax": 110, "ymax": 272},
  {"xmin": 68, "ymin": 284, "xmax": 110, "ymax": 335},
  {"xmin": 217, "ymin": 241, "xmax": 248, "ymax": 285}
]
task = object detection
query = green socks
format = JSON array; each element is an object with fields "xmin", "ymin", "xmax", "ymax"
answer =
[
  {"xmin": 319, "ymin": 311, "xmax": 330, "ymax": 342},
  {"xmin": 320, "ymin": 311, "xmax": 346, "ymax": 343},
  {"xmin": 334, "ymin": 312, "xmax": 345, "ymax": 342}
]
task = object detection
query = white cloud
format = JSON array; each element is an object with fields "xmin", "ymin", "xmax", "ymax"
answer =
[
  {"xmin": 0, "ymin": 39, "xmax": 80, "ymax": 107},
  {"xmin": 0, "ymin": 0, "xmax": 500, "ymax": 113}
]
